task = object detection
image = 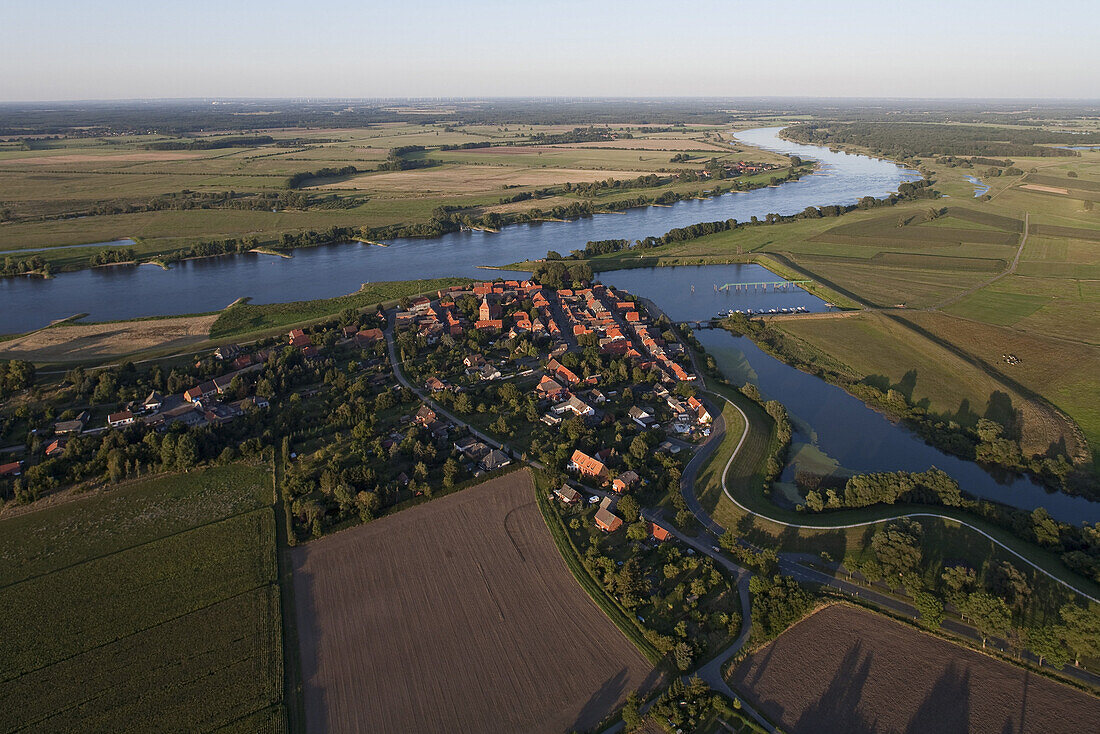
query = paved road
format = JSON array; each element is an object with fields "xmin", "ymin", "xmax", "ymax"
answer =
[
  {"xmin": 388, "ymin": 302, "xmax": 1099, "ymax": 730},
  {"xmin": 703, "ymin": 387, "xmax": 1099, "ymax": 604}
]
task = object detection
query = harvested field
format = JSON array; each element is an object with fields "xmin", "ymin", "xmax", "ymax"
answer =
[
  {"xmin": 1021, "ymin": 183, "xmax": 1071, "ymax": 195},
  {"xmin": 549, "ymin": 138, "xmax": 732, "ymax": 151},
  {"xmin": 315, "ymin": 164, "xmax": 663, "ymax": 194},
  {"xmin": 0, "ymin": 313, "xmax": 218, "ymax": 360},
  {"xmin": 5, "ymin": 151, "xmax": 209, "ymax": 165},
  {"xmin": 729, "ymin": 604, "xmax": 1100, "ymax": 734},
  {"xmin": 293, "ymin": 469, "xmax": 657, "ymax": 734}
]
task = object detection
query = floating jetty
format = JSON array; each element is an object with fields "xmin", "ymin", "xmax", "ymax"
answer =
[{"xmin": 716, "ymin": 280, "xmax": 811, "ymax": 292}]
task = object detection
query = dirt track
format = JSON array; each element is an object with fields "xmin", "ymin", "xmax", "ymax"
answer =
[
  {"xmin": 0, "ymin": 314, "xmax": 218, "ymax": 361},
  {"xmin": 292, "ymin": 469, "xmax": 657, "ymax": 734},
  {"xmin": 729, "ymin": 604, "xmax": 1100, "ymax": 734}
]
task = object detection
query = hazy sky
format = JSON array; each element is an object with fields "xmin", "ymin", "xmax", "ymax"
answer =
[{"xmin": 2, "ymin": 0, "xmax": 1097, "ymax": 102}]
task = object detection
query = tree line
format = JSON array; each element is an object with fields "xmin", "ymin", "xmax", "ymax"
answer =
[
  {"xmin": 784, "ymin": 122, "xmax": 1098, "ymax": 159},
  {"xmin": 145, "ymin": 135, "xmax": 275, "ymax": 151}
]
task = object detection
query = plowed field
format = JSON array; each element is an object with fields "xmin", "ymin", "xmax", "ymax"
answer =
[
  {"xmin": 293, "ymin": 469, "xmax": 657, "ymax": 733},
  {"xmin": 729, "ymin": 604, "xmax": 1100, "ymax": 734}
]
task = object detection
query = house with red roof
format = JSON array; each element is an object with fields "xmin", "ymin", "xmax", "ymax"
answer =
[{"xmin": 568, "ymin": 449, "xmax": 610, "ymax": 482}]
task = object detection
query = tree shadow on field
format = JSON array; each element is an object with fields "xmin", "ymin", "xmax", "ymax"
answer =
[
  {"xmin": 904, "ymin": 662, "xmax": 971, "ymax": 734},
  {"xmin": 792, "ymin": 640, "xmax": 876, "ymax": 734},
  {"xmin": 985, "ymin": 391, "xmax": 1021, "ymax": 441},
  {"xmin": 862, "ymin": 374, "xmax": 891, "ymax": 393},
  {"xmin": 952, "ymin": 398, "xmax": 981, "ymax": 429},
  {"xmin": 892, "ymin": 369, "xmax": 918, "ymax": 402},
  {"xmin": 570, "ymin": 668, "xmax": 629, "ymax": 732}
]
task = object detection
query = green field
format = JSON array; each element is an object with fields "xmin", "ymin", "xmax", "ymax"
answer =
[{"xmin": 0, "ymin": 464, "xmax": 286, "ymax": 732}]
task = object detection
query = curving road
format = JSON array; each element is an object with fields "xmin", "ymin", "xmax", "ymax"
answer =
[{"xmin": 704, "ymin": 389, "xmax": 1100, "ymax": 605}]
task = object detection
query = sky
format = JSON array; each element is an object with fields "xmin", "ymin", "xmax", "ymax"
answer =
[{"xmin": 1, "ymin": 0, "xmax": 1098, "ymax": 102}]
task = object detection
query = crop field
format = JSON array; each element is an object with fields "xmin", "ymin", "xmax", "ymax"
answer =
[
  {"xmin": 728, "ymin": 604, "xmax": 1100, "ymax": 734},
  {"xmin": 0, "ymin": 464, "xmax": 285, "ymax": 732},
  {"xmin": 292, "ymin": 469, "xmax": 657, "ymax": 734},
  {"xmin": 317, "ymin": 164, "xmax": 664, "ymax": 194}
]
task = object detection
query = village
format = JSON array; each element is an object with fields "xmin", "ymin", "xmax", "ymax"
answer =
[{"xmin": 393, "ymin": 278, "xmax": 713, "ymax": 538}]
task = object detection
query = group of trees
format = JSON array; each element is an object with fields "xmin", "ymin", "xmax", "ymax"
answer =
[
  {"xmin": 379, "ymin": 145, "xmax": 433, "ymax": 171},
  {"xmin": 845, "ymin": 517, "xmax": 1100, "ymax": 667},
  {"xmin": 748, "ymin": 573, "xmax": 816, "ymax": 642},
  {"xmin": 0, "ymin": 360, "xmax": 34, "ymax": 399},
  {"xmin": 801, "ymin": 468, "xmax": 964, "ymax": 512},
  {"xmin": 784, "ymin": 122, "xmax": 1099, "ymax": 159},
  {"xmin": 89, "ymin": 247, "xmax": 136, "ymax": 266},
  {"xmin": 530, "ymin": 260, "xmax": 593, "ymax": 289},
  {"xmin": 1, "ymin": 254, "xmax": 52, "ymax": 278},
  {"xmin": 285, "ymin": 165, "xmax": 359, "ymax": 189},
  {"xmin": 528, "ymin": 126, "xmax": 624, "ymax": 145}
]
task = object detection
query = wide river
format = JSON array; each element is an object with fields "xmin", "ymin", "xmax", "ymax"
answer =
[{"xmin": 1, "ymin": 127, "xmax": 1095, "ymax": 522}]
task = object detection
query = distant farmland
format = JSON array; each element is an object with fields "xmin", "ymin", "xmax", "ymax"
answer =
[
  {"xmin": 293, "ymin": 469, "xmax": 658, "ymax": 734},
  {"xmin": 729, "ymin": 604, "xmax": 1100, "ymax": 734}
]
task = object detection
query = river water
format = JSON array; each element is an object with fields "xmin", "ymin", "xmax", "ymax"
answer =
[
  {"xmin": 1, "ymin": 128, "xmax": 1094, "ymax": 522},
  {"xmin": 0, "ymin": 128, "xmax": 918, "ymax": 333},
  {"xmin": 599, "ymin": 266, "xmax": 1096, "ymax": 523}
]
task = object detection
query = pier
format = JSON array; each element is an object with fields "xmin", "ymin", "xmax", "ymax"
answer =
[{"xmin": 716, "ymin": 280, "xmax": 811, "ymax": 292}]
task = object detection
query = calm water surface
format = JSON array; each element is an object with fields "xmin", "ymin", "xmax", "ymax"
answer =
[
  {"xmin": 0, "ymin": 128, "xmax": 917, "ymax": 332},
  {"xmin": 600, "ymin": 265, "xmax": 1098, "ymax": 524}
]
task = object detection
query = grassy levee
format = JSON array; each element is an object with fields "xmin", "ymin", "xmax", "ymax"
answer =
[
  {"xmin": 706, "ymin": 399, "xmax": 1100, "ymax": 602},
  {"xmin": 209, "ymin": 277, "xmax": 472, "ymax": 340},
  {"xmin": 531, "ymin": 470, "xmax": 664, "ymax": 665}
]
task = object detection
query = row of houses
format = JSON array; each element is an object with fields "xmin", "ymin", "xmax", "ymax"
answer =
[
  {"xmin": 552, "ymin": 484, "xmax": 670, "ymax": 540},
  {"xmin": 553, "ymin": 283, "xmax": 695, "ymax": 384},
  {"xmin": 567, "ymin": 449, "xmax": 641, "ymax": 494}
]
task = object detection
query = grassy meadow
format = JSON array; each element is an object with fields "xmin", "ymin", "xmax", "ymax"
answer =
[{"xmin": 0, "ymin": 464, "xmax": 286, "ymax": 732}]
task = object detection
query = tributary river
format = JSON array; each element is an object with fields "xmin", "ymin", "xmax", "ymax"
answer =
[{"xmin": 2, "ymin": 128, "xmax": 1095, "ymax": 522}]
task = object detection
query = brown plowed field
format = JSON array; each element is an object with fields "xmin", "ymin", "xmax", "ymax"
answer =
[
  {"xmin": 293, "ymin": 469, "xmax": 657, "ymax": 734},
  {"xmin": 729, "ymin": 604, "xmax": 1100, "ymax": 734}
]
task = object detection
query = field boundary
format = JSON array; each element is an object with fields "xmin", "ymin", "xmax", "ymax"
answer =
[{"xmin": 532, "ymin": 472, "xmax": 664, "ymax": 665}]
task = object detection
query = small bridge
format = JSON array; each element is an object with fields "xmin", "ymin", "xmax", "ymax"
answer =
[{"xmin": 717, "ymin": 280, "xmax": 811, "ymax": 292}]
